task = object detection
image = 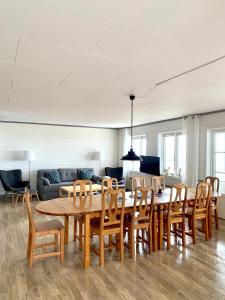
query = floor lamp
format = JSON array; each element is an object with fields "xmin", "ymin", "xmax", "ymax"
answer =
[
  {"xmin": 23, "ymin": 150, "xmax": 36, "ymax": 188},
  {"xmin": 94, "ymin": 151, "xmax": 105, "ymax": 175}
]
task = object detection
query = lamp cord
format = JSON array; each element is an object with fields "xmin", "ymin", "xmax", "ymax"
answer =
[{"xmin": 131, "ymin": 98, "xmax": 133, "ymax": 148}]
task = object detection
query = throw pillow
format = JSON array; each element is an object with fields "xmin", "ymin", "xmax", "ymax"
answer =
[
  {"xmin": 79, "ymin": 169, "xmax": 94, "ymax": 180},
  {"xmin": 40, "ymin": 176, "xmax": 51, "ymax": 186},
  {"xmin": 45, "ymin": 170, "xmax": 61, "ymax": 184}
]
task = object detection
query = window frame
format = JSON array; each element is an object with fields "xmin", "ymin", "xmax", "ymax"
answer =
[
  {"xmin": 210, "ymin": 128, "xmax": 225, "ymax": 183},
  {"xmin": 161, "ymin": 131, "xmax": 186, "ymax": 178},
  {"xmin": 132, "ymin": 134, "xmax": 147, "ymax": 156}
]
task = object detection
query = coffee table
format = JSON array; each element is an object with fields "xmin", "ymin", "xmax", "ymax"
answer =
[{"xmin": 59, "ymin": 183, "xmax": 107, "ymax": 198}]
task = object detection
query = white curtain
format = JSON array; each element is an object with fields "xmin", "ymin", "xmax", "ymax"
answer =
[
  {"xmin": 182, "ymin": 115, "xmax": 200, "ymax": 187},
  {"xmin": 118, "ymin": 128, "xmax": 132, "ymax": 186}
]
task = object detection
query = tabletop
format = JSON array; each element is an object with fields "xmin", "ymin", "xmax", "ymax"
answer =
[{"xmin": 35, "ymin": 188, "xmax": 221, "ymax": 217}]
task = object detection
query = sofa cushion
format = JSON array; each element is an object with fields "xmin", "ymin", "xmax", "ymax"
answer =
[
  {"xmin": 43, "ymin": 181, "xmax": 73, "ymax": 192},
  {"xmin": 40, "ymin": 176, "xmax": 51, "ymax": 186},
  {"xmin": 59, "ymin": 168, "xmax": 77, "ymax": 182},
  {"xmin": 78, "ymin": 168, "xmax": 94, "ymax": 180},
  {"xmin": 45, "ymin": 170, "xmax": 61, "ymax": 184}
]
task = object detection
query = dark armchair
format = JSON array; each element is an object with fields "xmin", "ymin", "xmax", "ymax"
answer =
[
  {"xmin": 105, "ymin": 167, "xmax": 126, "ymax": 189},
  {"xmin": 0, "ymin": 169, "xmax": 30, "ymax": 194}
]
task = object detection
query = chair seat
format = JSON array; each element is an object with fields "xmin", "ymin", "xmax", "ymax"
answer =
[
  {"xmin": 35, "ymin": 219, "xmax": 64, "ymax": 233},
  {"xmin": 91, "ymin": 222, "xmax": 120, "ymax": 235}
]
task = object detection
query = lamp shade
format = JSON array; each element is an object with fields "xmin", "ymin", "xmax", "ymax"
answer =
[
  {"xmin": 94, "ymin": 151, "xmax": 105, "ymax": 161},
  {"xmin": 23, "ymin": 150, "xmax": 36, "ymax": 161},
  {"xmin": 121, "ymin": 147, "xmax": 140, "ymax": 161}
]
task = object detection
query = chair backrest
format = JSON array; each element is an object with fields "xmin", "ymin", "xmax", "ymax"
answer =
[
  {"xmin": 73, "ymin": 179, "xmax": 92, "ymax": 208},
  {"xmin": 193, "ymin": 182, "xmax": 211, "ymax": 214},
  {"xmin": 101, "ymin": 177, "xmax": 118, "ymax": 191},
  {"xmin": 151, "ymin": 176, "xmax": 165, "ymax": 193},
  {"xmin": 205, "ymin": 176, "xmax": 219, "ymax": 193},
  {"xmin": 105, "ymin": 167, "xmax": 123, "ymax": 181},
  {"xmin": 24, "ymin": 188, "xmax": 35, "ymax": 233},
  {"xmin": 168, "ymin": 184, "xmax": 188, "ymax": 217},
  {"xmin": 131, "ymin": 176, "xmax": 145, "ymax": 192},
  {"xmin": 101, "ymin": 189, "xmax": 125, "ymax": 231},
  {"xmin": 0, "ymin": 169, "xmax": 22, "ymax": 190},
  {"xmin": 133, "ymin": 187, "xmax": 154, "ymax": 225}
]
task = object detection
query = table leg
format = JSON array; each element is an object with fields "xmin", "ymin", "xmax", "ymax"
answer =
[
  {"xmin": 208, "ymin": 199, "xmax": 212, "ymax": 239},
  {"xmin": 153, "ymin": 207, "xmax": 158, "ymax": 252},
  {"xmin": 59, "ymin": 188, "xmax": 62, "ymax": 197},
  {"xmin": 64, "ymin": 216, "xmax": 69, "ymax": 244},
  {"xmin": 84, "ymin": 213, "xmax": 91, "ymax": 269},
  {"xmin": 158, "ymin": 204, "xmax": 164, "ymax": 250}
]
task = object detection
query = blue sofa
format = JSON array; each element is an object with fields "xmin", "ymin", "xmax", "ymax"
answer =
[{"xmin": 37, "ymin": 168, "xmax": 101, "ymax": 200}]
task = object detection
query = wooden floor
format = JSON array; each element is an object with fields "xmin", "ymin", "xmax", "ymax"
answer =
[{"xmin": 1, "ymin": 198, "xmax": 225, "ymax": 300}]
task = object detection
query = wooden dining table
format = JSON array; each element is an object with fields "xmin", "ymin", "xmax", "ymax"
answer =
[{"xmin": 35, "ymin": 189, "xmax": 221, "ymax": 268}]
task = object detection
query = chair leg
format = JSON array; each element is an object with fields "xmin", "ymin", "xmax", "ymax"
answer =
[
  {"xmin": 26, "ymin": 232, "xmax": 31, "ymax": 257},
  {"xmin": 36, "ymin": 192, "xmax": 40, "ymax": 202},
  {"xmin": 215, "ymin": 209, "xmax": 219, "ymax": 229},
  {"xmin": 79, "ymin": 221, "xmax": 83, "ymax": 250},
  {"xmin": 167, "ymin": 222, "xmax": 171, "ymax": 250},
  {"xmin": 99, "ymin": 234, "xmax": 104, "ymax": 267},
  {"xmin": 182, "ymin": 220, "xmax": 186, "ymax": 247},
  {"xmin": 74, "ymin": 217, "xmax": 77, "ymax": 241},
  {"xmin": 12, "ymin": 192, "xmax": 15, "ymax": 207},
  {"xmin": 205, "ymin": 218, "xmax": 209, "ymax": 241},
  {"xmin": 148, "ymin": 228, "xmax": 152, "ymax": 254},
  {"xmin": 22, "ymin": 193, "xmax": 26, "ymax": 206},
  {"xmin": 131, "ymin": 226, "xmax": 135, "ymax": 259},
  {"xmin": 29, "ymin": 235, "xmax": 35, "ymax": 268},
  {"xmin": 60, "ymin": 229, "xmax": 64, "ymax": 262},
  {"xmin": 15, "ymin": 194, "xmax": 19, "ymax": 207},
  {"xmin": 192, "ymin": 218, "xmax": 196, "ymax": 244},
  {"xmin": 54, "ymin": 233, "xmax": 58, "ymax": 251},
  {"xmin": 120, "ymin": 230, "xmax": 124, "ymax": 263}
]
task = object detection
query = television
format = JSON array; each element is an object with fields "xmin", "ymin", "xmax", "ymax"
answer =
[{"xmin": 140, "ymin": 155, "xmax": 160, "ymax": 176}]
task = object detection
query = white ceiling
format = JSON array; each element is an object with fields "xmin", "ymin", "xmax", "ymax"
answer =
[{"xmin": 1, "ymin": 0, "xmax": 225, "ymax": 128}]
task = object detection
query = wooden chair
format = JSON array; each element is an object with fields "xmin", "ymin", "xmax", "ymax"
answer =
[
  {"xmin": 90, "ymin": 189, "xmax": 125, "ymax": 267},
  {"xmin": 185, "ymin": 182, "xmax": 211, "ymax": 244},
  {"xmin": 205, "ymin": 176, "xmax": 219, "ymax": 229},
  {"xmin": 125, "ymin": 187, "xmax": 154, "ymax": 258},
  {"xmin": 131, "ymin": 176, "xmax": 145, "ymax": 192},
  {"xmin": 163, "ymin": 184, "xmax": 187, "ymax": 250},
  {"xmin": 151, "ymin": 176, "xmax": 165, "ymax": 194},
  {"xmin": 73, "ymin": 180, "xmax": 92, "ymax": 249},
  {"xmin": 25, "ymin": 189, "xmax": 64, "ymax": 267},
  {"xmin": 101, "ymin": 177, "xmax": 118, "ymax": 191}
]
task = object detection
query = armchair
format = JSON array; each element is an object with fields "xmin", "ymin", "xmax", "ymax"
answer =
[
  {"xmin": 0, "ymin": 169, "xmax": 30, "ymax": 202},
  {"xmin": 105, "ymin": 167, "xmax": 126, "ymax": 189}
]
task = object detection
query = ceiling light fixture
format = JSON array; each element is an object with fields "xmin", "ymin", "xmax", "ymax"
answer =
[{"xmin": 121, "ymin": 95, "xmax": 141, "ymax": 161}]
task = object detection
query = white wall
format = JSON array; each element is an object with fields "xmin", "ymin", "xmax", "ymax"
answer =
[{"xmin": 0, "ymin": 123, "xmax": 118, "ymax": 189}]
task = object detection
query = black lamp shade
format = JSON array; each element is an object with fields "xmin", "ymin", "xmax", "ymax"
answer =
[{"xmin": 121, "ymin": 147, "xmax": 141, "ymax": 161}]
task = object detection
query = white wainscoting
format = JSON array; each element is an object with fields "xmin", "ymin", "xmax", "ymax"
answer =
[{"xmin": 0, "ymin": 123, "xmax": 119, "ymax": 190}]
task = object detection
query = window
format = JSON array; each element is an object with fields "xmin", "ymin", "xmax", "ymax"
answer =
[
  {"xmin": 211, "ymin": 130, "xmax": 225, "ymax": 193},
  {"xmin": 161, "ymin": 132, "xmax": 186, "ymax": 178},
  {"xmin": 132, "ymin": 135, "xmax": 147, "ymax": 156}
]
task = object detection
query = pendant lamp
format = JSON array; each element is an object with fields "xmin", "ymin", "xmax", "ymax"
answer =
[{"xmin": 121, "ymin": 95, "xmax": 141, "ymax": 161}]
